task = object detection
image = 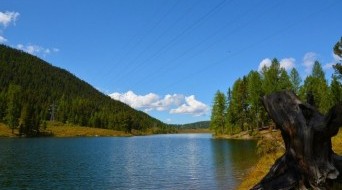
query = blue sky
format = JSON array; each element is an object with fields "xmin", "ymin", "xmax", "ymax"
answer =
[{"xmin": 1, "ymin": 0, "xmax": 341, "ymax": 124}]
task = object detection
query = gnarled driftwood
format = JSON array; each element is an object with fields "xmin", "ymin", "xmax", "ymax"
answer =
[{"xmin": 252, "ymin": 91, "xmax": 342, "ymax": 190}]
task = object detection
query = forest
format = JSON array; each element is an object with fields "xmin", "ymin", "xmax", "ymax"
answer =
[
  {"xmin": 0, "ymin": 45, "xmax": 176, "ymax": 136},
  {"xmin": 210, "ymin": 38, "xmax": 342, "ymax": 135}
]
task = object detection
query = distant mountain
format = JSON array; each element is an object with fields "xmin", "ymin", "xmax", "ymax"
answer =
[
  {"xmin": 176, "ymin": 121, "xmax": 210, "ymax": 129},
  {"xmin": 0, "ymin": 44, "xmax": 174, "ymax": 136}
]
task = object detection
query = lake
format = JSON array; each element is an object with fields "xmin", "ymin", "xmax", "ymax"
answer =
[{"xmin": 0, "ymin": 134, "xmax": 257, "ymax": 189}]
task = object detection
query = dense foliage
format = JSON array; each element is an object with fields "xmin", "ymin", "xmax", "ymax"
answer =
[
  {"xmin": 210, "ymin": 58, "xmax": 342, "ymax": 135},
  {"xmin": 176, "ymin": 121, "xmax": 210, "ymax": 129},
  {"xmin": 0, "ymin": 45, "xmax": 175, "ymax": 136},
  {"xmin": 334, "ymin": 37, "xmax": 342, "ymax": 78}
]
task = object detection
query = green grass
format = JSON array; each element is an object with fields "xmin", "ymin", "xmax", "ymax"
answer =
[
  {"xmin": 0, "ymin": 121, "xmax": 131, "ymax": 137},
  {"xmin": 0, "ymin": 123, "xmax": 16, "ymax": 137}
]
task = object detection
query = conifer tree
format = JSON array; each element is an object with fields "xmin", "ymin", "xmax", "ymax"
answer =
[
  {"xmin": 5, "ymin": 84, "xmax": 21, "ymax": 133},
  {"xmin": 261, "ymin": 58, "xmax": 281, "ymax": 95},
  {"xmin": 289, "ymin": 68, "xmax": 302, "ymax": 94},
  {"xmin": 279, "ymin": 69, "xmax": 292, "ymax": 90},
  {"xmin": 330, "ymin": 75, "xmax": 342, "ymax": 104},
  {"xmin": 301, "ymin": 61, "xmax": 332, "ymax": 113},
  {"xmin": 210, "ymin": 91, "xmax": 227, "ymax": 135},
  {"xmin": 333, "ymin": 37, "xmax": 342, "ymax": 78},
  {"xmin": 247, "ymin": 71, "xmax": 263, "ymax": 130}
]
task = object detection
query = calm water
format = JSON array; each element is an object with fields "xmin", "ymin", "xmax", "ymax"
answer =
[{"xmin": 0, "ymin": 134, "xmax": 257, "ymax": 190}]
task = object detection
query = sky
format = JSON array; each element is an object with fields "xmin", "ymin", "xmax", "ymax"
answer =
[{"xmin": 1, "ymin": 0, "xmax": 341, "ymax": 124}]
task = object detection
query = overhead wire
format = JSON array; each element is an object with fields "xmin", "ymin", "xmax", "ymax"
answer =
[
  {"xmin": 133, "ymin": 0, "xmax": 275, "ymax": 87},
  {"xmin": 104, "ymin": 0, "xmax": 181, "ymax": 82},
  {"xmin": 162, "ymin": 0, "xmax": 340, "ymax": 90},
  {"xmin": 115, "ymin": 0, "xmax": 228, "ymax": 85},
  {"xmin": 113, "ymin": 0, "xmax": 202, "ymax": 84}
]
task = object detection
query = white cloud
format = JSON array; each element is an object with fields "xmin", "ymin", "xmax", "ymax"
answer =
[
  {"xmin": 280, "ymin": 58, "xmax": 295, "ymax": 71},
  {"xmin": 258, "ymin": 58, "xmax": 272, "ymax": 71},
  {"xmin": 323, "ymin": 63, "xmax": 335, "ymax": 70},
  {"xmin": 16, "ymin": 44, "xmax": 59, "ymax": 56},
  {"xmin": 258, "ymin": 57, "xmax": 295, "ymax": 71},
  {"xmin": 333, "ymin": 53, "xmax": 342, "ymax": 62},
  {"xmin": 303, "ymin": 52, "xmax": 317, "ymax": 74},
  {"xmin": 152, "ymin": 94, "xmax": 184, "ymax": 111},
  {"xmin": 109, "ymin": 91, "xmax": 209, "ymax": 116},
  {"xmin": 0, "ymin": 35, "xmax": 7, "ymax": 43},
  {"xmin": 0, "ymin": 11, "xmax": 20, "ymax": 27},
  {"xmin": 323, "ymin": 52, "xmax": 341, "ymax": 71},
  {"xmin": 53, "ymin": 48, "xmax": 60, "ymax": 52},
  {"xmin": 170, "ymin": 95, "xmax": 209, "ymax": 116},
  {"xmin": 110, "ymin": 91, "xmax": 159, "ymax": 110}
]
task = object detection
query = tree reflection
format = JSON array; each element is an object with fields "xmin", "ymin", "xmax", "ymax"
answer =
[{"xmin": 211, "ymin": 139, "xmax": 257, "ymax": 189}]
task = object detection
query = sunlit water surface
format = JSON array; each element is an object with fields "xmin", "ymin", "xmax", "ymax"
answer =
[{"xmin": 0, "ymin": 134, "xmax": 257, "ymax": 189}]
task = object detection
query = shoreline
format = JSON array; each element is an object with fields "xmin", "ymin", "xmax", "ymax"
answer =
[
  {"xmin": 213, "ymin": 129, "xmax": 280, "ymax": 140},
  {"xmin": 1, "ymin": 122, "xmax": 213, "ymax": 138},
  {"xmin": 0, "ymin": 122, "xmax": 132, "ymax": 138}
]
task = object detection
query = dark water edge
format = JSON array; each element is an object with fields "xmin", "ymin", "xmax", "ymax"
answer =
[{"xmin": 0, "ymin": 134, "xmax": 257, "ymax": 190}]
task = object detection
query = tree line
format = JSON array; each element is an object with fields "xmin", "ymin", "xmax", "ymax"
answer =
[
  {"xmin": 0, "ymin": 45, "xmax": 175, "ymax": 136},
  {"xmin": 210, "ymin": 38, "xmax": 342, "ymax": 135}
]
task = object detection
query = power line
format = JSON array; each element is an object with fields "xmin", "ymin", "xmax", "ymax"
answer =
[
  {"xmin": 115, "ymin": 0, "xmax": 228, "ymax": 85},
  {"xmin": 104, "ymin": 0, "xmax": 181, "ymax": 81},
  {"xmin": 162, "ymin": 0, "xmax": 340, "ymax": 90},
  {"xmin": 133, "ymin": 0, "xmax": 275, "ymax": 87}
]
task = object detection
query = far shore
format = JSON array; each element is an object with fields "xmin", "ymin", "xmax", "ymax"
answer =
[
  {"xmin": 177, "ymin": 128, "xmax": 211, "ymax": 134},
  {"xmin": 0, "ymin": 122, "xmax": 213, "ymax": 138},
  {"xmin": 0, "ymin": 122, "xmax": 131, "ymax": 138}
]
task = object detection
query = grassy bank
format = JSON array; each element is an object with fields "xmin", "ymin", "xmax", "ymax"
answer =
[
  {"xmin": 213, "ymin": 129, "xmax": 279, "ymax": 140},
  {"xmin": 0, "ymin": 123, "xmax": 17, "ymax": 137},
  {"xmin": 237, "ymin": 129, "xmax": 342, "ymax": 189},
  {"xmin": 0, "ymin": 122, "xmax": 131, "ymax": 137}
]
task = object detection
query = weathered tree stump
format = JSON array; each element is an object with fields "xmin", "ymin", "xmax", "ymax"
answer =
[{"xmin": 252, "ymin": 91, "xmax": 342, "ymax": 190}]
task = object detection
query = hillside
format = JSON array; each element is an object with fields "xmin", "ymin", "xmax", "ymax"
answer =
[
  {"xmin": 0, "ymin": 44, "xmax": 175, "ymax": 136},
  {"xmin": 174, "ymin": 121, "xmax": 210, "ymax": 133},
  {"xmin": 177, "ymin": 121, "xmax": 210, "ymax": 129}
]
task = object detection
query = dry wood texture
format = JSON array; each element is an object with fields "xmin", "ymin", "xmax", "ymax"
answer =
[{"xmin": 252, "ymin": 91, "xmax": 342, "ymax": 190}]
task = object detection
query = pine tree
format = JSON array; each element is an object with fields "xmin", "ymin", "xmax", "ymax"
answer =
[
  {"xmin": 262, "ymin": 58, "xmax": 282, "ymax": 95},
  {"xmin": 289, "ymin": 68, "xmax": 302, "ymax": 94},
  {"xmin": 225, "ymin": 88, "xmax": 233, "ymax": 135},
  {"xmin": 19, "ymin": 104, "xmax": 32, "ymax": 136},
  {"xmin": 5, "ymin": 84, "xmax": 22, "ymax": 134},
  {"xmin": 301, "ymin": 61, "xmax": 332, "ymax": 113},
  {"xmin": 333, "ymin": 37, "xmax": 342, "ymax": 79},
  {"xmin": 210, "ymin": 91, "xmax": 227, "ymax": 135},
  {"xmin": 279, "ymin": 69, "xmax": 292, "ymax": 90},
  {"xmin": 0, "ymin": 91, "xmax": 7, "ymax": 121},
  {"xmin": 330, "ymin": 75, "xmax": 342, "ymax": 104},
  {"xmin": 247, "ymin": 71, "xmax": 263, "ymax": 130},
  {"xmin": 229, "ymin": 77, "xmax": 249, "ymax": 132}
]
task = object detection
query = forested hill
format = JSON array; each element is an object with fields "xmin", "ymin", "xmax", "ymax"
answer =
[
  {"xmin": 0, "ymin": 44, "xmax": 174, "ymax": 136},
  {"xmin": 176, "ymin": 121, "xmax": 210, "ymax": 129}
]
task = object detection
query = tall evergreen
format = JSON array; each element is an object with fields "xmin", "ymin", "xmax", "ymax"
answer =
[
  {"xmin": 210, "ymin": 91, "xmax": 227, "ymax": 135},
  {"xmin": 289, "ymin": 68, "xmax": 302, "ymax": 94},
  {"xmin": 279, "ymin": 69, "xmax": 292, "ymax": 90},
  {"xmin": 229, "ymin": 77, "xmax": 249, "ymax": 132},
  {"xmin": 261, "ymin": 58, "xmax": 282, "ymax": 95},
  {"xmin": 333, "ymin": 37, "xmax": 342, "ymax": 78},
  {"xmin": 330, "ymin": 75, "xmax": 342, "ymax": 104},
  {"xmin": 5, "ymin": 84, "xmax": 21, "ymax": 133},
  {"xmin": 300, "ymin": 61, "xmax": 331, "ymax": 113},
  {"xmin": 247, "ymin": 71, "xmax": 263, "ymax": 130}
]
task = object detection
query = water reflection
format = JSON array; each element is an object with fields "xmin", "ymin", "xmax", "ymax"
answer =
[
  {"xmin": 211, "ymin": 139, "xmax": 257, "ymax": 189},
  {"xmin": 0, "ymin": 135, "xmax": 257, "ymax": 189}
]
